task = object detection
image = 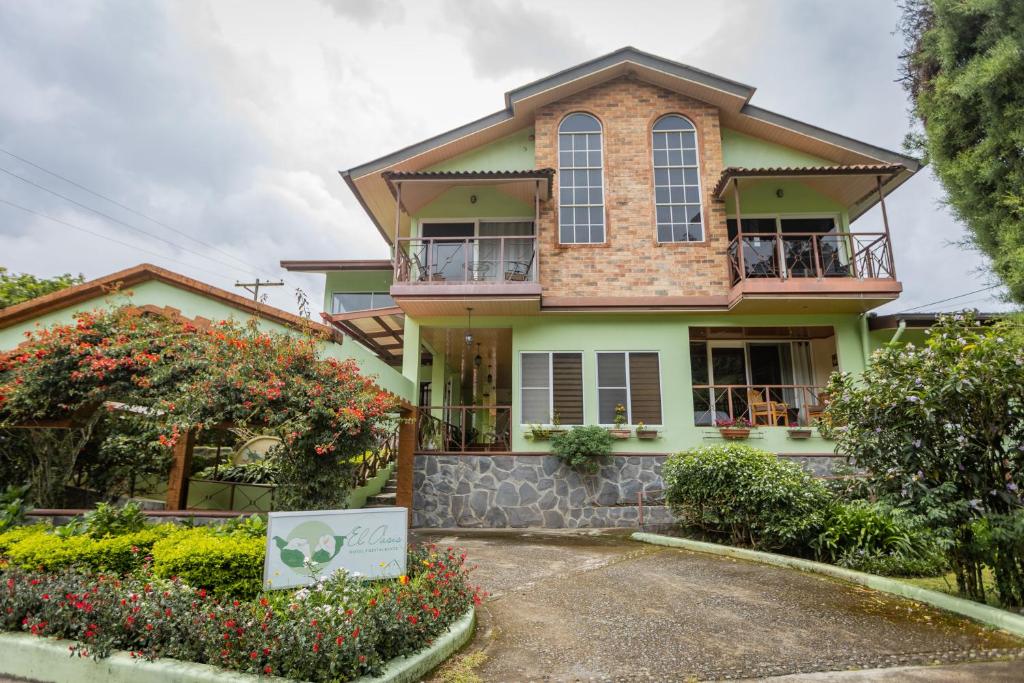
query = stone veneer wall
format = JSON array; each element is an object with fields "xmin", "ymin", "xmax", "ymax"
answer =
[
  {"xmin": 412, "ymin": 454, "xmax": 672, "ymax": 529},
  {"xmin": 412, "ymin": 453, "xmax": 846, "ymax": 529}
]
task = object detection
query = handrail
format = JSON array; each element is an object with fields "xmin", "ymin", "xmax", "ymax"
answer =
[
  {"xmin": 727, "ymin": 231, "xmax": 895, "ymax": 284},
  {"xmin": 394, "ymin": 235, "xmax": 537, "ymax": 284},
  {"xmin": 692, "ymin": 384, "xmax": 827, "ymax": 428},
  {"xmin": 416, "ymin": 404, "xmax": 512, "ymax": 452}
]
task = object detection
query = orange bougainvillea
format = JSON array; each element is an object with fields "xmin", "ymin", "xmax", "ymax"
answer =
[{"xmin": 0, "ymin": 306, "xmax": 398, "ymax": 510}]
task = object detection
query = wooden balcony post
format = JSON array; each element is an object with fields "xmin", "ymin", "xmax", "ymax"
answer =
[
  {"xmin": 877, "ymin": 175, "xmax": 897, "ymax": 279},
  {"xmin": 165, "ymin": 427, "xmax": 197, "ymax": 511},
  {"xmin": 732, "ymin": 178, "xmax": 745, "ymax": 278},
  {"xmin": 396, "ymin": 405, "xmax": 417, "ymax": 525}
]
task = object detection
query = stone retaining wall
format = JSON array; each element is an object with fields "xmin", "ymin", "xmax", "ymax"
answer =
[
  {"xmin": 412, "ymin": 454, "xmax": 672, "ymax": 529},
  {"xmin": 412, "ymin": 453, "xmax": 846, "ymax": 529}
]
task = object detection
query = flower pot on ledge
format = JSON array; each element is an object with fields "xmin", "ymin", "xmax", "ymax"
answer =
[
  {"xmin": 787, "ymin": 428, "xmax": 813, "ymax": 439},
  {"xmin": 636, "ymin": 429, "xmax": 660, "ymax": 440},
  {"xmin": 718, "ymin": 427, "xmax": 751, "ymax": 440},
  {"xmin": 608, "ymin": 428, "xmax": 632, "ymax": 440}
]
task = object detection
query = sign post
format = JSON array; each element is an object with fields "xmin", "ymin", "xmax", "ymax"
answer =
[{"xmin": 263, "ymin": 507, "xmax": 408, "ymax": 590}]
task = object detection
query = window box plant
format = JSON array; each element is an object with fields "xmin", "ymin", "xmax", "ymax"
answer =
[
  {"xmin": 635, "ymin": 421, "xmax": 660, "ymax": 440},
  {"xmin": 787, "ymin": 427, "xmax": 813, "ymax": 439},
  {"xmin": 608, "ymin": 403, "xmax": 631, "ymax": 439},
  {"xmin": 716, "ymin": 417, "xmax": 753, "ymax": 440}
]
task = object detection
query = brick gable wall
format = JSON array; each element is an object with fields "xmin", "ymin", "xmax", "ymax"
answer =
[{"xmin": 534, "ymin": 76, "xmax": 730, "ymax": 298}]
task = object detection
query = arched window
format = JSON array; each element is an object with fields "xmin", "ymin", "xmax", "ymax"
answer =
[
  {"xmin": 558, "ymin": 113, "xmax": 604, "ymax": 243},
  {"xmin": 652, "ymin": 115, "xmax": 702, "ymax": 242}
]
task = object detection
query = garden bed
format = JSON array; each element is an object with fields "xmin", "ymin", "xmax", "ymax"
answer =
[
  {"xmin": 0, "ymin": 515, "xmax": 482, "ymax": 682},
  {"xmin": 631, "ymin": 532, "xmax": 1024, "ymax": 638}
]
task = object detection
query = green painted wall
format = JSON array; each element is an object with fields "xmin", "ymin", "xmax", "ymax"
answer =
[
  {"xmin": 427, "ymin": 127, "xmax": 535, "ymax": 173},
  {"xmin": 722, "ymin": 128, "xmax": 833, "ymax": 168},
  {"xmin": 409, "ymin": 312, "xmax": 867, "ymax": 455},
  {"xmin": 322, "ymin": 270, "xmax": 393, "ymax": 316},
  {"xmin": 0, "ymin": 279, "xmax": 414, "ymax": 401}
]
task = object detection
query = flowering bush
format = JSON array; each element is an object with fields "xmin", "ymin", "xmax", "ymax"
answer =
[
  {"xmin": 822, "ymin": 313, "xmax": 1024, "ymax": 605},
  {"xmin": 0, "ymin": 545, "xmax": 480, "ymax": 682},
  {"xmin": 0, "ymin": 306, "xmax": 398, "ymax": 509}
]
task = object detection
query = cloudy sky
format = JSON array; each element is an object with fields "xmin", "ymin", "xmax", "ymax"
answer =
[{"xmin": 0, "ymin": 0, "xmax": 1008, "ymax": 314}]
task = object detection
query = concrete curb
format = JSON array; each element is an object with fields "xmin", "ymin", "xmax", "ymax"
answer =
[
  {"xmin": 0, "ymin": 608, "xmax": 475, "ymax": 683},
  {"xmin": 631, "ymin": 532, "xmax": 1024, "ymax": 638}
]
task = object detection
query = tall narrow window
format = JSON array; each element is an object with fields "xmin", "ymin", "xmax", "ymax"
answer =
[
  {"xmin": 597, "ymin": 352, "xmax": 663, "ymax": 425},
  {"xmin": 520, "ymin": 352, "xmax": 583, "ymax": 425},
  {"xmin": 558, "ymin": 113, "xmax": 604, "ymax": 244},
  {"xmin": 653, "ymin": 115, "xmax": 703, "ymax": 242}
]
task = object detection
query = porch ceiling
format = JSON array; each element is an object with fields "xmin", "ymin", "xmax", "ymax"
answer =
[
  {"xmin": 321, "ymin": 306, "xmax": 405, "ymax": 365},
  {"xmin": 421, "ymin": 326, "xmax": 513, "ymax": 391}
]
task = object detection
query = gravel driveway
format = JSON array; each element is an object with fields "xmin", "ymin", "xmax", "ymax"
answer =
[{"xmin": 415, "ymin": 529, "xmax": 1024, "ymax": 682}]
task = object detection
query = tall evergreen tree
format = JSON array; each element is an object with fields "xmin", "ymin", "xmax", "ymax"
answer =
[{"xmin": 899, "ymin": 0, "xmax": 1024, "ymax": 303}]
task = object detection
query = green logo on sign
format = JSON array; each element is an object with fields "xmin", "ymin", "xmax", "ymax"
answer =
[{"xmin": 273, "ymin": 520, "xmax": 346, "ymax": 570}]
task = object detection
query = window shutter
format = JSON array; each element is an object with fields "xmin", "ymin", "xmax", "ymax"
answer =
[
  {"xmin": 521, "ymin": 353, "xmax": 551, "ymax": 424},
  {"xmin": 552, "ymin": 353, "xmax": 584, "ymax": 425},
  {"xmin": 628, "ymin": 353, "xmax": 662, "ymax": 425}
]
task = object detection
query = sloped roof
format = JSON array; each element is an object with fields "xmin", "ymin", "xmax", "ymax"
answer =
[
  {"xmin": 342, "ymin": 46, "xmax": 922, "ymax": 244},
  {"xmin": 0, "ymin": 263, "xmax": 332, "ymax": 335}
]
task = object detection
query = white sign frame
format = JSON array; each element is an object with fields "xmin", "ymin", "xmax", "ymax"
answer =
[{"xmin": 263, "ymin": 507, "xmax": 408, "ymax": 590}]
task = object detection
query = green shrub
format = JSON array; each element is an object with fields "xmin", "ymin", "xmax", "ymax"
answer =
[
  {"xmin": 662, "ymin": 444, "xmax": 831, "ymax": 551},
  {"xmin": 812, "ymin": 500, "xmax": 948, "ymax": 577},
  {"xmin": 151, "ymin": 529, "xmax": 265, "ymax": 598},
  {"xmin": 0, "ymin": 524, "xmax": 48, "ymax": 556},
  {"xmin": 550, "ymin": 426, "xmax": 613, "ymax": 474},
  {"xmin": 4, "ymin": 525, "xmax": 175, "ymax": 573},
  {"xmin": 82, "ymin": 501, "xmax": 147, "ymax": 538}
]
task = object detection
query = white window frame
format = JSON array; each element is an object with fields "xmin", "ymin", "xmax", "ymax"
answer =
[
  {"xmin": 596, "ymin": 351, "xmax": 663, "ymax": 427},
  {"xmin": 557, "ymin": 112, "xmax": 606, "ymax": 245},
  {"xmin": 416, "ymin": 217, "xmax": 536, "ymax": 279},
  {"xmin": 331, "ymin": 291, "xmax": 394, "ymax": 314},
  {"xmin": 652, "ymin": 114, "xmax": 704, "ymax": 243},
  {"xmin": 518, "ymin": 351, "xmax": 585, "ymax": 426}
]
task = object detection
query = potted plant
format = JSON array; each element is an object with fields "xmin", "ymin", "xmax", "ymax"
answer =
[
  {"xmin": 787, "ymin": 426, "xmax": 813, "ymax": 439},
  {"xmin": 608, "ymin": 403, "xmax": 631, "ymax": 439},
  {"xmin": 716, "ymin": 416, "xmax": 753, "ymax": 440},
  {"xmin": 635, "ymin": 421, "xmax": 660, "ymax": 440},
  {"xmin": 527, "ymin": 424, "xmax": 553, "ymax": 440}
]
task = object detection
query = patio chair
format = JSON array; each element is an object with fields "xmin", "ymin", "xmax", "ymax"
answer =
[
  {"xmin": 806, "ymin": 392, "xmax": 831, "ymax": 425},
  {"xmin": 504, "ymin": 259, "xmax": 533, "ymax": 281},
  {"xmin": 747, "ymin": 388, "xmax": 789, "ymax": 426}
]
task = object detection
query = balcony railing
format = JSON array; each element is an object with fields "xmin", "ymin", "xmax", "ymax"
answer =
[
  {"xmin": 727, "ymin": 232, "xmax": 894, "ymax": 285},
  {"xmin": 693, "ymin": 384, "xmax": 828, "ymax": 428},
  {"xmin": 394, "ymin": 236, "xmax": 537, "ymax": 284},
  {"xmin": 416, "ymin": 405, "xmax": 512, "ymax": 452}
]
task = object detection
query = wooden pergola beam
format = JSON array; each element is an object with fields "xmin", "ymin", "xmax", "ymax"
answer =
[{"xmin": 165, "ymin": 428, "xmax": 197, "ymax": 511}]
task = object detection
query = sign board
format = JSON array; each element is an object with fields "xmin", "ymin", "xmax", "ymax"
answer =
[{"xmin": 263, "ymin": 507, "xmax": 408, "ymax": 590}]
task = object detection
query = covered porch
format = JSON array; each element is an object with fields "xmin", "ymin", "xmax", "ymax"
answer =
[
  {"xmin": 415, "ymin": 322, "xmax": 513, "ymax": 453},
  {"xmin": 690, "ymin": 325, "xmax": 836, "ymax": 428}
]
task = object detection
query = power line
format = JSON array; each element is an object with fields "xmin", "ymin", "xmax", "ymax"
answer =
[
  {"xmin": 898, "ymin": 284, "xmax": 1003, "ymax": 313},
  {"xmin": 0, "ymin": 147, "xmax": 262, "ymax": 274},
  {"xmin": 0, "ymin": 165, "xmax": 266, "ymax": 279},
  {"xmin": 0, "ymin": 198, "xmax": 239, "ymax": 286}
]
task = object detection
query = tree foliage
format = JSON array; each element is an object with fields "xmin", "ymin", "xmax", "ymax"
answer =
[
  {"xmin": 0, "ymin": 306, "xmax": 397, "ymax": 510},
  {"xmin": 0, "ymin": 267, "xmax": 84, "ymax": 309},
  {"xmin": 898, "ymin": 0, "xmax": 1024, "ymax": 302},
  {"xmin": 822, "ymin": 314, "xmax": 1024, "ymax": 605}
]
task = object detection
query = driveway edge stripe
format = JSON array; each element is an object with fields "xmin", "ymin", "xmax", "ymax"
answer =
[
  {"xmin": 0, "ymin": 608, "xmax": 475, "ymax": 683},
  {"xmin": 631, "ymin": 532, "xmax": 1024, "ymax": 638}
]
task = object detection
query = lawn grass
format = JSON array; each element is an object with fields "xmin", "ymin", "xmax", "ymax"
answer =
[{"xmin": 902, "ymin": 568, "xmax": 1003, "ymax": 607}]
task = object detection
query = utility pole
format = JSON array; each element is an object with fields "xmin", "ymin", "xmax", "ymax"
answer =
[{"xmin": 235, "ymin": 278, "xmax": 284, "ymax": 302}]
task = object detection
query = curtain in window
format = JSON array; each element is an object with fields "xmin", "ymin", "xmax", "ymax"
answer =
[
  {"xmin": 478, "ymin": 221, "xmax": 534, "ymax": 282},
  {"xmin": 628, "ymin": 353, "xmax": 662, "ymax": 425},
  {"xmin": 552, "ymin": 353, "xmax": 583, "ymax": 424}
]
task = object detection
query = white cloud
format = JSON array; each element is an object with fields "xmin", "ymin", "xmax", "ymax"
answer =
[{"xmin": 0, "ymin": 0, "xmax": 1008, "ymax": 315}]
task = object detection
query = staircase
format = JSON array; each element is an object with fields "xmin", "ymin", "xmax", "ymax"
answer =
[{"xmin": 365, "ymin": 470, "xmax": 398, "ymax": 508}]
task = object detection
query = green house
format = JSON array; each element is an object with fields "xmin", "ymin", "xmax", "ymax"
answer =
[{"xmin": 284, "ymin": 47, "xmax": 923, "ymax": 528}]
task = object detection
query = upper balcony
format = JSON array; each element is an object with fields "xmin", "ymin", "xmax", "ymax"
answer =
[
  {"xmin": 714, "ymin": 164, "xmax": 905, "ymax": 312},
  {"xmin": 382, "ymin": 169, "xmax": 551, "ymax": 316}
]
